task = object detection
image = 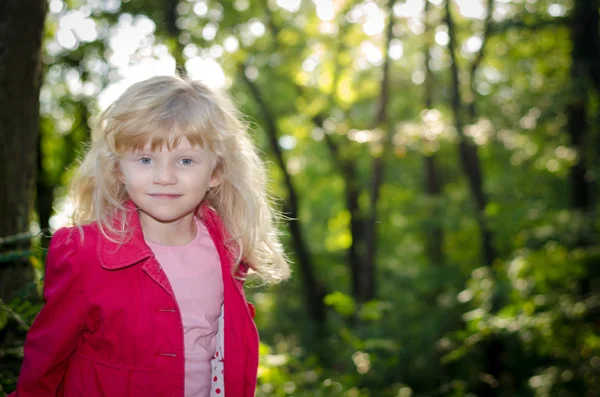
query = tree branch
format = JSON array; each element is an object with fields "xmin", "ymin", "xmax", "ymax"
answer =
[
  {"xmin": 239, "ymin": 64, "xmax": 327, "ymax": 328},
  {"xmin": 489, "ymin": 15, "xmax": 569, "ymax": 36},
  {"xmin": 445, "ymin": 0, "xmax": 495, "ymax": 265},
  {"xmin": 422, "ymin": 0, "xmax": 444, "ymax": 266},
  {"xmin": 165, "ymin": 0, "xmax": 186, "ymax": 77},
  {"xmin": 362, "ymin": 0, "xmax": 397, "ymax": 303},
  {"xmin": 261, "ymin": 0, "xmax": 281, "ymax": 40},
  {"xmin": 260, "ymin": 1, "xmax": 368, "ymax": 301},
  {"xmin": 445, "ymin": 5, "xmax": 501, "ymax": 391},
  {"xmin": 468, "ymin": 0, "xmax": 494, "ymax": 118}
]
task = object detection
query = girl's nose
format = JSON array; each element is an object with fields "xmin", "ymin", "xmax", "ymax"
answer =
[{"xmin": 153, "ymin": 164, "xmax": 177, "ymax": 185}]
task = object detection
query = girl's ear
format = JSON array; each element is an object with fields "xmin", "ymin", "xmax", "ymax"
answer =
[
  {"xmin": 209, "ymin": 160, "xmax": 222, "ymax": 188},
  {"xmin": 209, "ymin": 173, "xmax": 222, "ymax": 188}
]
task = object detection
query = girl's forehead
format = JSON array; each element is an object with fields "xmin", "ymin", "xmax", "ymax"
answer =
[
  {"xmin": 134, "ymin": 140, "xmax": 210, "ymax": 153},
  {"xmin": 116, "ymin": 131, "xmax": 216, "ymax": 154}
]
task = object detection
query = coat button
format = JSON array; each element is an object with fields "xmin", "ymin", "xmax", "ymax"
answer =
[{"xmin": 156, "ymin": 265, "xmax": 161, "ymax": 272}]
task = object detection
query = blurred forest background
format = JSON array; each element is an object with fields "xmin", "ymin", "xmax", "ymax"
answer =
[{"xmin": 1, "ymin": 0, "xmax": 599, "ymax": 396}]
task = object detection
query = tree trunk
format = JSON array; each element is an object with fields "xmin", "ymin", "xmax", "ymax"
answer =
[
  {"xmin": 0, "ymin": 0, "xmax": 48, "ymax": 301},
  {"xmin": 240, "ymin": 67, "xmax": 328, "ymax": 334},
  {"xmin": 444, "ymin": 0, "xmax": 496, "ymax": 266},
  {"xmin": 566, "ymin": 0, "xmax": 597, "ymax": 210},
  {"xmin": 363, "ymin": 0, "xmax": 397, "ymax": 303},
  {"xmin": 311, "ymin": 119, "xmax": 365, "ymax": 309},
  {"xmin": 242, "ymin": 8, "xmax": 330, "ymax": 345},
  {"xmin": 568, "ymin": 0, "xmax": 600, "ymax": 347},
  {"xmin": 422, "ymin": 0, "xmax": 444, "ymax": 266},
  {"xmin": 345, "ymin": 167, "xmax": 364, "ymax": 302},
  {"xmin": 35, "ymin": 134, "xmax": 53, "ymax": 247},
  {"xmin": 165, "ymin": 0, "xmax": 186, "ymax": 77},
  {"xmin": 445, "ymin": 1, "xmax": 502, "ymax": 395}
]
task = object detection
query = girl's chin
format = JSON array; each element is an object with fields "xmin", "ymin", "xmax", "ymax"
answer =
[{"xmin": 138, "ymin": 210, "xmax": 197, "ymax": 224}]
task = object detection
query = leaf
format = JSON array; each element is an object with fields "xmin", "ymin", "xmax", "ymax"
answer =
[{"xmin": 324, "ymin": 291, "xmax": 356, "ymax": 317}]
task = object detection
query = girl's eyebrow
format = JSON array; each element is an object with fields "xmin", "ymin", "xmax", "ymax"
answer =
[
  {"xmin": 173, "ymin": 149, "xmax": 206, "ymax": 156},
  {"xmin": 127, "ymin": 147, "xmax": 207, "ymax": 156}
]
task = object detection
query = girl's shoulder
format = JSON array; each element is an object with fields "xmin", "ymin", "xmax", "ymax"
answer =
[{"xmin": 49, "ymin": 222, "xmax": 102, "ymax": 254}]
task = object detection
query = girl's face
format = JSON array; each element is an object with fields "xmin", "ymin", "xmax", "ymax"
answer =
[{"xmin": 119, "ymin": 139, "xmax": 220, "ymax": 226}]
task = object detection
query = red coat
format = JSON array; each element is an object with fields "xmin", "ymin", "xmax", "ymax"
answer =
[{"xmin": 10, "ymin": 205, "xmax": 259, "ymax": 397}]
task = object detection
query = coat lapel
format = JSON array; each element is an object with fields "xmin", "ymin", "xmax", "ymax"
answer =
[
  {"xmin": 94, "ymin": 201, "xmax": 245, "ymax": 304},
  {"xmin": 96, "ymin": 201, "xmax": 175, "ymax": 298},
  {"xmin": 97, "ymin": 201, "xmax": 153, "ymax": 270},
  {"xmin": 199, "ymin": 205, "xmax": 246, "ymax": 296}
]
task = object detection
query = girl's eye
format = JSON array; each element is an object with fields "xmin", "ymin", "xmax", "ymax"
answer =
[
  {"xmin": 139, "ymin": 157, "xmax": 153, "ymax": 165},
  {"xmin": 179, "ymin": 158, "xmax": 193, "ymax": 166}
]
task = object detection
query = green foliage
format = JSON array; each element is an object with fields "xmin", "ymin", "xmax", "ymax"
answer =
[
  {"xmin": 2, "ymin": 0, "xmax": 599, "ymax": 396},
  {"xmin": 441, "ymin": 210, "xmax": 600, "ymax": 396},
  {"xmin": 0, "ymin": 286, "xmax": 43, "ymax": 395},
  {"xmin": 324, "ymin": 291, "xmax": 356, "ymax": 317}
]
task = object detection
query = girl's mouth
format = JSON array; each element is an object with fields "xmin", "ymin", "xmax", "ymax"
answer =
[{"xmin": 148, "ymin": 194, "xmax": 182, "ymax": 199}]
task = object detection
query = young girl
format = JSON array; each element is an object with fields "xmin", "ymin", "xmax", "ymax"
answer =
[{"xmin": 11, "ymin": 75, "xmax": 290, "ymax": 397}]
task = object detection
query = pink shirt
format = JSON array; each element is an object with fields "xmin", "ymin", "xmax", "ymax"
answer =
[{"xmin": 146, "ymin": 218, "xmax": 224, "ymax": 397}]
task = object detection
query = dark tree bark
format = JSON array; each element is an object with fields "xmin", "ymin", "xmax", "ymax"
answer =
[
  {"xmin": 363, "ymin": 0, "xmax": 397, "ymax": 303},
  {"xmin": 567, "ymin": 0, "xmax": 600, "ymax": 341},
  {"xmin": 264, "ymin": 0, "xmax": 368, "ymax": 305},
  {"xmin": 263, "ymin": 1, "xmax": 372, "ymax": 304},
  {"xmin": 240, "ymin": 66, "xmax": 328, "ymax": 334},
  {"xmin": 251, "ymin": 5, "xmax": 332, "ymax": 350},
  {"xmin": 582, "ymin": 0, "xmax": 600, "ymax": 98},
  {"xmin": 0, "ymin": 0, "xmax": 48, "ymax": 301},
  {"xmin": 445, "ymin": 1, "xmax": 503, "ymax": 395},
  {"xmin": 422, "ymin": 0, "xmax": 444, "ymax": 266},
  {"xmin": 35, "ymin": 134, "xmax": 53, "ymax": 246},
  {"xmin": 305, "ymin": 11, "xmax": 367, "ymax": 305},
  {"xmin": 444, "ymin": 0, "xmax": 496, "ymax": 267},
  {"xmin": 566, "ymin": 0, "xmax": 597, "ymax": 210},
  {"xmin": 321, "ymin": 132, "xmax": 364, "ymax": 302},
  {"xmin": 468, "ymin": 0, "xmax": 494, "ymax": 120},
  {"xmin": 165, "ymin": 0, "xmax": 186, "ymax": 77},
  {"xmin": 267, "ymin": 0, "xmax": 371, "ymax": 304}
]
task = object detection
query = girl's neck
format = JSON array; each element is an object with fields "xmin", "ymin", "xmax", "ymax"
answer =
[{"xmin": 139, "ymin": 210, "xmax": 198, "ymax": 246}]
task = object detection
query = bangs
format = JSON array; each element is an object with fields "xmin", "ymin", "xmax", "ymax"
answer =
[
  {"xmin": 108, "ymin": 87, "xmax": 220, "ymax": 154},
  {"xmin": 114, "ymin": 121, "xmax": 213, "ymax": 154}
]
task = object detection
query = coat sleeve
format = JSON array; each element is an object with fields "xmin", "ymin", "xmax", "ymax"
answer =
[{"xmin": 11, "ymin": 227, "xmax": 88, "ymax": 396}]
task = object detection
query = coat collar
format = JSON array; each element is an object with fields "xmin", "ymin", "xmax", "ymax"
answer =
[{"xmin": 98, "ymin": 201, "xmax": 227, "ymax": 270}]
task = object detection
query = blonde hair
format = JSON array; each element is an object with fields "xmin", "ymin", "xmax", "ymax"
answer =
[{"xmin": 70, "ymin": 75, "xmax": 290, "ymax": 284}]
